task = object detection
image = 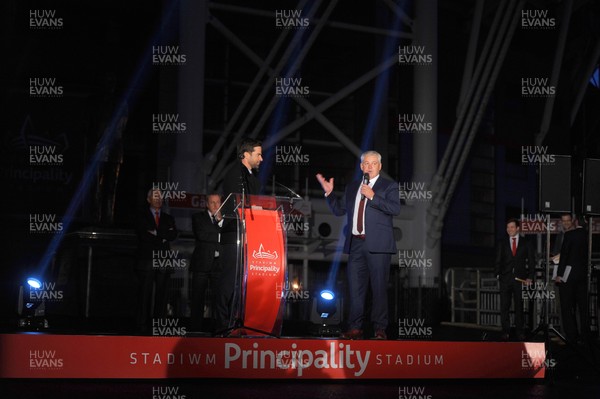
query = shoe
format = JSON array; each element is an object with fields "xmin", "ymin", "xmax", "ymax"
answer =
[
  {"xmin": 517, "ymin": 333, "xmax": 527, "ymax": 342},
  {"xmin": 374, "ymin": 329, "xmax": 387, "ymax": 340},
  {"xmin": 500, "ymin": 333, "xmax": 510, "ymax": 341},
  {"xmin": 340, "ymin": 329, "xmax": 363, "ymax": 340}
]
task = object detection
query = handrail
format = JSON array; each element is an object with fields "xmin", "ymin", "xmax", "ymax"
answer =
[{"xmin": 445, "ymin": 267, "xmax": 498, "ymax": 326}]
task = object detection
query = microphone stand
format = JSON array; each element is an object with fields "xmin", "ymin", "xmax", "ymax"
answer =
[{"xmin": 230, "ymin": 183, "xmax": 247, "ymax": 333}]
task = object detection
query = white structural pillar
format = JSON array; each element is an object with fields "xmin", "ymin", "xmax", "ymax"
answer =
[
  {"xmin": 171, "ymin": 0, "xmax": 208, "ymax": 231},
  {"xmin": 410, "ymin": 0, "xmax": 440, "ymax": 295}
]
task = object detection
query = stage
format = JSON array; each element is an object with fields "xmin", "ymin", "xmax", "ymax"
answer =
[{"xmin": 0, "ymin": 333, "xmax": 546, "ymax": 379}]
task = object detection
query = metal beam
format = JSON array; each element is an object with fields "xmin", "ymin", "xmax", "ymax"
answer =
[
  {"xmin": 428, "ymin": 0, "xmax": 509, "ymax": 222},
  {"xmin": 431, "ymin": 0, "xmax": 525, "ymax": 246},
  {"xmin": 208, "ymin": 2, "xmax": 412, "ymax": 38},
  {"xmin": 209, "ymin": 1, "xmax": 397, "ymax": 185},
  {"xmin": 381, "ymin": 0, "xmax": 414, "ymax": 28},
  {"xmin": 535, "ymin": 0, "xmax": 573, "ymax": 146},
  {"xmin": 263, "ymin": 55, "xmax": 399, "ymax": 148},
  {"xmin": 209, "ymin": 1, "xmax": 326, "ymax": 186},
  {"xmin": 570, "ymin": 40, "xmax": 600, "ymax": 126},
  {"xmin": 202, "ymin": 0, "xmax": 306, "ymax": 188},
  {"xmin": 428, "ymin": 0, "xmax": 525, "ymax": 245},
  {"xmin": 250, "ymin": 0, "xmax": 339, "ymax": 138},
  {"xmin": 457, "ymin": 0, "xmax": 484, "ymax": 115}
]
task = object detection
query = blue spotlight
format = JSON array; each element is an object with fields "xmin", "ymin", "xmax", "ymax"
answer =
[
  {"xmin": 320, "ymin": 290, "xmax": 335, "ymax": 301},
  {"xmin": 358, "ymin": 2, "xmax": 404, "ymax": 167},
  {"xmin": 27, "ymin": 278, "xmax": 42, "ymax": 289},
  {"xmin": 591, "ymin": 66, "xmax": 599, "ymax": 89},
  {"xmin": 317, "ymin": 290, "xmax": 337, "ymax": 318},
  {"xmin": 34, "ymin": 0, "xmax": 181, "ymax": 277}
]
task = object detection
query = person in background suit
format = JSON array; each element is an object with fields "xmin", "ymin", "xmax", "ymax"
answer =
[
  {"xmin": 135, "ymin": 188, "xmax": 178, "ymax": 332},
  {"xmin": 214, "ymin": 137, "xmax": 263, "ymax": 333},
  {"xmin": 190, "ymin": 193, "xmax": 223, "ymax": 332},
  {"xmin": 554, "ymin": 214, "xmax": 591, "ymax": 344},
  {"xmin": 494, "ymin": 218, "xmax": 535, "ymax": 341},
  {"xmin": 316, "ymin": 150, "xmax": 400, "ymax": 340}
]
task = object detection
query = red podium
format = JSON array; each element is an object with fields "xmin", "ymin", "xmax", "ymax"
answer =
[{"xmin": 221, "ymin": 194, "xmax": 290, "ymax": 337}]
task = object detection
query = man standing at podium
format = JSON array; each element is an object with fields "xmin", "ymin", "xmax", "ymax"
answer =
[
  {"xmin": 222, "ymin": 137, "xmax": 263, "ymax": 197},
  {"xmin": 316, "ymin": 150, "xmax": 400, "ymax": 340},
  {"xmin": 215, "ymin": 137, "xmax": 263, "ymax": 333}
]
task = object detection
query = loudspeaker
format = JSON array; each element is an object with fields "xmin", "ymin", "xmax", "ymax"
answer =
[
  {"xmin": 583, "ymin": 158, "xmax": 600, "ymax": 215},
  {"xmin": 539, "ymin": 155, "xmax": 571, "ymax": 213}
]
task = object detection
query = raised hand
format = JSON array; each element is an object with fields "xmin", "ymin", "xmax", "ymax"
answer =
[{"xmin": 315, "ymin": 173, "xmax": 334, "ymax": 195}]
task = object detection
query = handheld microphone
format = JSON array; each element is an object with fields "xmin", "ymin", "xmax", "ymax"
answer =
[{"xmin": 361, "ymin": 173, "xmax": 369, "ymax": 200}]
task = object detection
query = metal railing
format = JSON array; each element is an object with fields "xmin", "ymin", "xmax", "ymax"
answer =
[
  {"xmin": 445, "ymin": 267, "xmax": 534, "ymax": 328},
  {"xmin": 445, "ymin": 264, "xmax": 600, "ymax": 334},
  {"xmin": 446, "ymin": 268, "xmax": 487, "ymax": 325}
]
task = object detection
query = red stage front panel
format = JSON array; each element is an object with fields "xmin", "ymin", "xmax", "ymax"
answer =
[{"xmin": 0, "ymin": 334, "xmax": 546, "ymax": 379}]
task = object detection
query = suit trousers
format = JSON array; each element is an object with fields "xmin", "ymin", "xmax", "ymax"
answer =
[
  {"xmin": 499, "ymin": 278, "xmax": 525, "ymax": 334},
  {"xmin": 190, "ymin": 258, "xmax": 221, "ymax": 331},
  {"xmin": 214, "ymin": 242, "xmax": 239, "ymax": 331},
  {"xmin": 347, "ymin": 237, "xmax": 391, "ymax": 331},
  {"xmin": 558, "ymin": 279, "xmax": 590, "ymax": 342},
  {"xmin": 136, "ymin": 268, "xmax": 170, "ymax": 330}
]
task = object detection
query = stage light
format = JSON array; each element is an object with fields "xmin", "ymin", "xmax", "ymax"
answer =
[
  {"xmin": 317, "ymin": 290, "xmax": 336, "ymax": 318},
  {"xmin": 18, "ymin": 280, "xmax": 49, "ymax": 330},
  {"xmin": 320, "ymin": 290, "xmax": 335, "ymax": 301},
  {"xmin": 27, "ymin": 278, "xmax": 42, "ymax": 289}
]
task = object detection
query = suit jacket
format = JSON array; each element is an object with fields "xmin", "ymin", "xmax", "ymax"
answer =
[
  {"xmin": 222, "ymin": 163, "xmax": 261, "ymax": 197},
  {"xmin": 220, "ymin": 162, "xmax": 262, "ymax": 242},
  {"xmin": 326, "ymin": 176, "xmax": 400, "ymax": 254},
  {"xmin": 136, "ymin": 208, "xmax": 178, "ymax": 271},
  {"xmin": 494, "ymin": 235, "xmax": 535, "ymax": 282},
  {"xmin": 558, "ymin": 227, "xmax": 588, "ymax": 283},
  {"xmin": 191, "ymin": 211, "xmax": 221, "ymax": 272}
]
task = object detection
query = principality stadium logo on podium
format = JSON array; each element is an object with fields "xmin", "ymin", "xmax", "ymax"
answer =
[{"xmin": 252, "ymin": 244, "xmax": 278, "ymax": 260}]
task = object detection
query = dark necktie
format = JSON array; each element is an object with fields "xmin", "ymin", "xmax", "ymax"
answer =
[
  {"xmin": 357, "ymin": 197, "xmax": 367, "ymax": 234},
  {"xmin": 154, "ymin": 210, "xmax": 160, "ymax": 227},
  {"xmin": 511, "ymin": 237, "xmax": 517, "ymax": 256}
]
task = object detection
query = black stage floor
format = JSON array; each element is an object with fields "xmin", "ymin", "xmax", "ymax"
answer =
[
  {"xmin": 0, "ymin": 323, "xmax": 599, "ymax": 399},
  {"xmin": 1, "ymin": 377, "xmax": 600, "ymax": 399}
]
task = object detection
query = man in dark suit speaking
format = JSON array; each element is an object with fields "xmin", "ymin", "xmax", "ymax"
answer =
[
  {"xmin": 190, "ymin": 193, "xmax": 223, "ymax": 332},
  {"xmin": 494, "ymin": 218, "xmax": 535, "ymax": 341},
  {"xmin": 316, "ymin": 150, "xmax": 400, "ymax": 340}
]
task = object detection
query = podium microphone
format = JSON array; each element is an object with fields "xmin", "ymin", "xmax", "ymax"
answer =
[
  {"xmin": 361, "ymin": 173, "xmax": 369, "ymax": 200},
  {"xmin": 275, "ymin": 181, "xmax": 302, "ymax": 199}
]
